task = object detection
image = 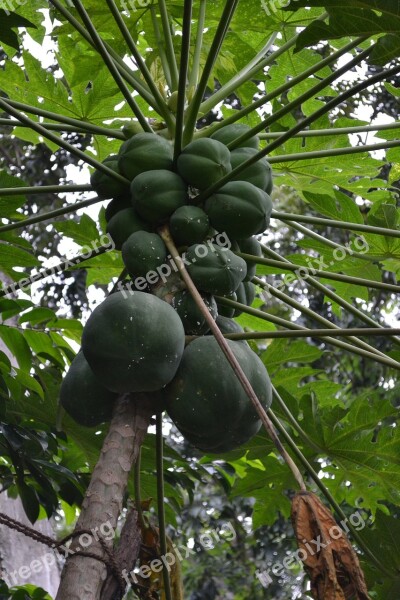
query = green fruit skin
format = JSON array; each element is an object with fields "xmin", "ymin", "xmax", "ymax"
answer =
[
  {"xmin": 238, "ymin": 237, "xmax": 262, "ymax": 281},
  {"xmin": 90, "ymin": 156, "xmax": 130, "ymax": 199},
  {"xmin": 122, "ymin": 231, "xmax": 167, "ymax": 279},
  {"xmin": 230, "ymin": 147, "xmax": 272, "ymax": 191},
  {"xmin": 204, "ymin": 181, "xmax": 272, "ymax": 239},
  {"xmin": 211, "ymin": 123, "xmax": 259, "ymax": 149},
  {"xmin": 177, "ymin": 138, "xmax": 232, "ymax": 190},
  {"xmin": 166, "ymin": 336, "xmax": 272, "ymax": 453},
  {"xmin": 118, "ymin": 133, "xmax": 173, "ymax": 181},
  {"xmin": 215, "ymin": 315, "xmax": 245, "ymax": 335},
  {"xmin": 172, "ymin": 290, "xmax": 217, "ymax": 335},
  {"xmin": 131, "ymin": 170, "xmax": 187, "ymax": 223},
  {"xmin": 106, "ymin": 208, "xmax": 150, "ymax": 250},
  {"xmin": 169, "ymin": 206, "xmax": 210, "ymax": 246},
  {"xmin": 216, "ymin": 292, "xmax": 237, "ymax": 318},
  {"xmin": 205, "ymin": 181, "xmax": 272, "ymax": 239},
  {"xmin": 82, "ymin": 291, "xmax": 185, "ymax": 394},
  {"xmin": 60, "ymin": 352, "xmax": 117, "ymax": 427},
  {"xmin": 234, "ymin": 281, "xmax": 256, "ymax": 316},
  {"xmin": 186, "ymin": 243, "xmax": 247, "ymax": 296},
  {"xmin": 122, "ymin": 122, "xmax": 144, "ymax": 139},
  {"xmin": 105, "ymin": 195, "xmax": 132, "ymax": 222}
]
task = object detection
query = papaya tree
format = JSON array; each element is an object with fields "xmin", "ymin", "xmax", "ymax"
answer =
[{"xmin": 0, "ymin": 1, "xmax": 400, "ymax": 599}]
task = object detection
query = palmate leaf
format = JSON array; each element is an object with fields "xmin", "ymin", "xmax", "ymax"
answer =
[
  {"xmin": 0, "ymin": 10, "xmax": 37, "ymax": 52},
  {"xmin": 288, "ymin": 1, "xmax": 400, "ymax": 65}
]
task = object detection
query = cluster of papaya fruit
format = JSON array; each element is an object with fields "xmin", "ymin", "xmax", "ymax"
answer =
[{"xmin": 60, "ymin": 123, "xmax": 273, "ymax": 453}]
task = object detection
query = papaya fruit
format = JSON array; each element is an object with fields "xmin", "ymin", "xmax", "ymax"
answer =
[
  {"xmin": 122, "ymin": 231, "xmax": 167, "ymax": 279},
  {"xmin": 215, "ymin": 315, "xmax": 245, "ymax": 335},
  {"xmin": 106, "ymin": 207, "xmax": 150, "ymax": 250},
  {"xmin": 82, "ymin": 291, "xmax": 185, "ymax": 394},
  {"xmin": 60, "ymin": 352, "xmax": 117, "ymax": 427},
  {"xmin": 216, "ymin": 292, "xmax": 237, "ymax": 318},
  {"xmin": 237, "ymin": 237, "xmax": 262, "ymax": 281},
  {"xmin": 172, "ymin": 290, "xmax": 217, "ymax": 335},
  {"xmin": 210, "ymin": 123, "xmax": 259, "ymax": 149},
  {"xmin": 230, "ymin": 147, "xmax": 272, "ymax": 192},
  {"xmin": 131, "ymin": 170, "xmax": 187, "ymax": 224},
  {"xmin": 234, "ymin": 281, "xmax": 256, "ymax": 316},
  {"xmin": 169, "ymin": 206, "xmax": 210, "ymax": 246},
  {"xmin": 118, "ymin": 133, "xmax": 173, "ymax": 181},
  {"xmin": 185, "ymin": 243, "xmax": 247, "ymax": 296},
  {"xmin": 204, "ymin": 181, "xmax": 272, "ymax": 239},
  {"xmin": 90, "ymin": 155, "xmax": 130, "ymax": 199},
  {"xmin": 105, "ymin": 195, "xmax": 132, "ymax": 222},
  {"xmin": 166, "ymin": 336, "xmax": 272, "ymax": 453},
  {"xmin": 122, "ymin": 121, "xmax": 144, "ymax": 139},
  {"xmin": 177, "ymin": 138, "xmax": 231, "ymax": 190}
]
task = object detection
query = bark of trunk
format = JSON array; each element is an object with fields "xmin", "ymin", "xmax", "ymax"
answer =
[{"xmin": 55, "ymin": 394, "xmax": 153, "ymax": 600}]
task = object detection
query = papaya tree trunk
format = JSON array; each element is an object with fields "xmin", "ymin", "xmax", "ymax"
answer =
[{"xmin": 55, "ymin": 394, "xmax": 153, "ymax": 600}]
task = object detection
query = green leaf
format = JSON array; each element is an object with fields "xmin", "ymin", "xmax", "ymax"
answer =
[
  {"xmin": 303, "ymin": 189, "xmax": 363, "ymax": 224},
  {"xmin": 0, "ymin": 10, "xmax": 37, "ymax": 51},
  {"xmin": 0, "ymin": 326, "xmax": 31, "ymax": 371}
]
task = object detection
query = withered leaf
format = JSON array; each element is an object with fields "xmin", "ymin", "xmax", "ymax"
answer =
[{"xmin": 291, "ymin": 491, "xmax": 370, "ymax": 600}]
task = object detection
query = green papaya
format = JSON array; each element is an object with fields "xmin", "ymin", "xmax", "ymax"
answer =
[
  {"xmin": 82, "ymin": 291, "xmax": 185, "ymax": 394},
  {"xmin": 177, "ymin": 138, "xmax": 231, "ymax": 190},
  {"xmin": 106, "ymin": 208, "xmax": 150, "ymax": 250},
  {"xmin": 216, "ymin": 292, "xmax": 237, "ymax": 318},
  {"xmin": 210, "ymin": 123, "xmax": 259, "ymax": 149},
  {"xmin": 131, "ymin": 170, "xmax": 187, "ymax": 223},
  {"xmin": 185, "ymin": 243, "xmax": 247, "ymax": 296},
  {"xmin": 105, "ymin": 195, "xmax": 132, "ymax": 222},
  {"xmin": 172, "ymin": 290, "xmax": 217, "ymax": 335},
  {"xmin": 169, "ymin": 206, "xmax": 210, "ymax": 246},
  {"xmin": 230, "ymin": 147, "xmax": 272, "ymax": 192},
  {"xmin": 215, "ymin": 315, "xmax": 245, "ymax": 335},
  {"xmin": 60, "ymin": 352, "xmax": 117, "ymax": 427},
  {"xmin": 166, "ymin": 336, "xmax": 272, "ymax": 453},
  {"xmin": 122, "ymin": 121, "xmax": 144, "ymax": 139},
  {"xmin": 237, "ymin": 237, "xmax": 262, "ymax": 281},
  {"xmin": 234, "ymin": 281, "xmax": 256, "ymax": 316},
  {"xmin": 122, "ymin": 231, "xmax": 167, "ymax": 279},
  {"xmin": 118, "ymin": 133, "xmax": 173, "ymax": 181},
  {"xmin": 90, "ymin": 155, "xmax": 130, "ymax": 199},
  {"xmin": 204, "ymin": 181, "xmax": 272, "ymax": 239}
]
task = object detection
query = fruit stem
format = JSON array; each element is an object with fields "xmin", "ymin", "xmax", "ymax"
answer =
[
  {"xmin": 272, "ymin": 210, "xmax": 400, "ymax": 239},
  {"xmin": 183, "ymin": 0, "xmax": 240, "ymax": 146},
  {"xmin": 48, "ymin": 0, "xmax": 157, "ymax": 110},
  {"xmin": 0, "ymin": 197, "xmax": 102, "ymax": 234},
  {"xmin": 105, "ymin": 0, "xmax": 175, "ymax": 130},
  {"xmin": 70, "ymin": 0, "xmax": 153, "ymax": 132},
  {"xmin": 174, "ymin": 0, "xmax": 193, "ymax": 161},
  {"xmin": 0, "ymin": 98, "xmax": 130, "ymax": 185},
  {"xmin": 268, "ymin": 139, "xmax": 400, "ymax": 163},
  {"xmin": 187, "ymin": 0, "xmax": 206, "ymax": 93},
  {"xmin": 158, "ymin": 0, "xmax": 180, "ymax": 91},
  {"xmin": 156, "ymin": 414, "xmax": 173, "ymax": 600},
  {"xmin": 158, "ymin": 224, "xmax": 307, "ymax": 492}
]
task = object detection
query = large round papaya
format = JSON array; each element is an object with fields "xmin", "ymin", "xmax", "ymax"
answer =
[
  {"xmin": 118, "ymin": 133, "xmax": 173, "ymax": 181},
  {"xmin": 172, "ymin": 290, "xmax": 217, "ymax": 335},
  {"xmin": 131, "ymin": 170, "xmax": 187, "ymax": 224},
  {"xmin": 230, "ymin": 147, "xmax": 272, "ymax": 192},
  {"xmin": 205, "ymin": 181, "xmax": 272, "ymax": 239},
  {"xmin": 169, "ymin": 206, "xmax": 210, "ymax": 246},
  {"xmin": 186, "ymin": 243, "xmax": 247, "ymax": 296},
  {"xmin": 60, "ymin": 352, "xmax": 117, "ymax": 427},
  {"xmin": 105, "ymin": 195, "xmax": 132, "ymax": 222},
  {"xmin": 106, "ymin": 208, "xmax": 150, "ymax": 250},
  {"xmin": 238, "ymin": 237, "xmax": 262, "ymax": 281},
  {"xmin": 210, "ymin": 123, "xmax": 259, "ymax": 149},
  {"xmin": 166, "ymin": 336, "xmax": 272, "ymax": 453},
  {"xmin": 90, "ymin": 155, "xmax": 130, "ymax": 199},
  {"xmin": 82, "ymin": 291, "xmax": 185, "ymax": 394},
  {"xmin": 177, "ymin": 139, "xmax": 231, "ymax": 190},
  {"xmin": 122, "ymin": 231, "xmax": 167, "ymax": 279}
]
